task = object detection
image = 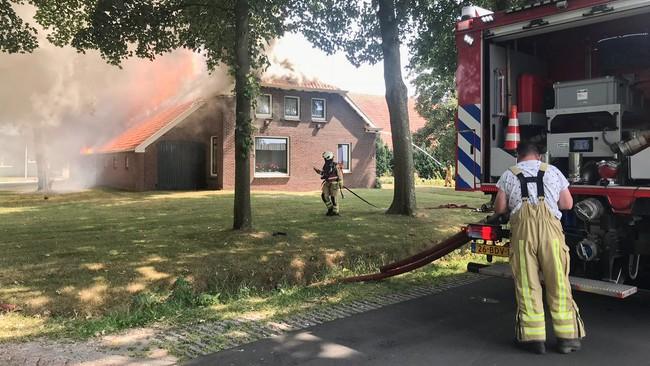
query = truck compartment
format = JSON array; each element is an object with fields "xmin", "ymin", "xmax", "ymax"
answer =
[{"xmin": 486, "ymin": 11, "xmax": 650, "ymax": 183}]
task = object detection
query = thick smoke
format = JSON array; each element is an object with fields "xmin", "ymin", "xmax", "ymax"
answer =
[{"xmin": 0, "ymin": 6, "xmax": 231, "ymax": 190}]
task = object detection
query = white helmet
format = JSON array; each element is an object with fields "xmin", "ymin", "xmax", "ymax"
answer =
[{"xmin": 322, "ymin": 151, "xmax": 334, "ymax": 160}]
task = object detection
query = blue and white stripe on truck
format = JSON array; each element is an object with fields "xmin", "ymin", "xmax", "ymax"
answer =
[{"xmin": 456, "ymin": 103, "xmax": 482, "ymax": 190}]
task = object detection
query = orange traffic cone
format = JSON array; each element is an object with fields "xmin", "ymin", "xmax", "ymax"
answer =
[{"xmin": 504, "ymin": 105, "xmax": 520, "ymax": 151}]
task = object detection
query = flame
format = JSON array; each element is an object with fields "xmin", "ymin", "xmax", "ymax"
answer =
[
  {"xmin": 80, "ymin": 147, "xmax": 94, "ymax": 155},
  {"xmin": 122, "ymin": 50, "xmax": 201, "ymax": 120}
]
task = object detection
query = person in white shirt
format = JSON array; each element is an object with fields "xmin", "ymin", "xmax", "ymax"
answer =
[{"xmin": 495, "ymin": 140, "xmax": 585, "ymax": 355}]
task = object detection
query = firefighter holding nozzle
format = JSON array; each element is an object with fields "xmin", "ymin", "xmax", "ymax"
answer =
[{"xmin": 313, "ymin": 151, "xmax": 343, "ymax": 216}]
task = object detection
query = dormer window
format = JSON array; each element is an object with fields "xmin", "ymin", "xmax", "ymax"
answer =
[
  {"xmin": 311, "ymin": 98, "xmax": 326, "ymax": 121},
  {"xmin": 256, "ymin": 94, "xmax": 272, "ymax": 118},
  {"xmin": 284, "ymin": 96, "xmax": 300, "ymax": 120}
]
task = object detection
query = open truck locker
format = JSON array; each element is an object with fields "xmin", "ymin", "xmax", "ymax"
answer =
[{"xmin": 455, "ymin": 0, "xmax": 650, "ymax": 292}]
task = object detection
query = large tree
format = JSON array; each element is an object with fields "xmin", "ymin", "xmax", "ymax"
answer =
[
  {"xmin": 3, "ymin": 0, "xmax": 296, "ymax": 229},
  {"xmin": 298, "ymin": 0, "xmax": 416, "ymax": 216}
]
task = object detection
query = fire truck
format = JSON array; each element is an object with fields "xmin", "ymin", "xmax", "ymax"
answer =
[{"xmin": 455, "ymin": 0, "xmax": 650, "ymax": 295}]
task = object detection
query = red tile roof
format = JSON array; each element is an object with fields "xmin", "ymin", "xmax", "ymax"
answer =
[
  {"xmin": 262, "ymin": 78, "xmax": 342, "ymax": 93},
  {"xmin": 347, "ymin": 94, "xmax": 428, "ymax": 148},
  {"xmin": 98, "ymin": 101, "xmax": 198, "ymax": 153}
]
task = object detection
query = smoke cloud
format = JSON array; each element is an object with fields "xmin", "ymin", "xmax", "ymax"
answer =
[{"xmin": 0, "ymin": 5, "xmax": 232, "ymax": 190}]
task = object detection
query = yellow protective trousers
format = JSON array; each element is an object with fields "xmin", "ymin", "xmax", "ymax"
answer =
[
  {"xmin": 321, "ymin": 181, "xmax": 340, "ymax": 213},
  {"xmin": 509, "ymin": 165, "xmax": 585, "ymax": 342}
]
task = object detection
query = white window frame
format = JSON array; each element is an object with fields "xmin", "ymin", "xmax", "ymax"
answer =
[
  {"xmin": 337, "ymin": 143, "xmax": 351, "ymax": 173},
  {"xmin": 210, "ymin": 136, "xmax": 219, "ymax": 177},
  {"xmin": 254, "ymin": 136, "xmax": 290, "ymax": 178},
  {"xmin": 255, "ymin": 94, "xmax": 272, "ymax": 119},
  {"xmin": 284, "ymin": 96, "xmax": 300, "ymax": 121},
  {"xmin": 311, "ymin": 98, "xmax": 327, "ymax": 122}
]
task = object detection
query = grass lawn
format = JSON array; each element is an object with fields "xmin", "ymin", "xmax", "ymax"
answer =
[{"xmin": 0, "ymin": 187, "xmax": 488, "ymax": 342}]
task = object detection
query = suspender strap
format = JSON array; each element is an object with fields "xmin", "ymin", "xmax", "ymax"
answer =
[
  {"xmin": 536, "ymin": 163, "xmax": 547, "ymax": 200},
  {"xmin": 509, "ymin": 163, "xmax": 548, "ymax": 200}
]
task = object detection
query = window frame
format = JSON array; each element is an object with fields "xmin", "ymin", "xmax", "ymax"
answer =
[
  {"xmin": 254, "ymin": 136, "xmax": 290, "ymax": 178},
  {"xmin": 311, "ymin": 98, "xmax": 327, "ymax": 122},
  {"xmin": 255, "ymin": 94, "xmax": 273, "ymax": 119},
  {"xmin": 210, "ymin": 136, "xmax": 219, "ymax": 177},
  {"xmin": 124, "ymin": 155, "xmax": 129, "ymax": 170},
  {"xmin": 337, "ymin": 143, "xmax": 351, "ymax": 173},
  {"xmin": 283, "ymin": 96, "xmax": 301, "ymax": 121},
  {"xmin": 112, "ymin": 156, "xmax": 117, "ymax": 170}
]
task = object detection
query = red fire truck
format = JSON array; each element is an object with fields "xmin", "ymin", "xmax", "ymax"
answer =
[{"xmin": 455, "ymin": 0, "xmax": 650, "ymax": 294}]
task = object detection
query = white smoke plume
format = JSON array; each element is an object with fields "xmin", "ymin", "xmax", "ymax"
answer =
[{"xmin": 0, "ymin": 5, "xmax": 231, "ymax": 190}]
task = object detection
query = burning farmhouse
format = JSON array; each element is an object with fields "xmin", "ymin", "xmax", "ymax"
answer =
[{"xmin": 91, "ymin": 79, "xmax": 381, "ymax": 191}]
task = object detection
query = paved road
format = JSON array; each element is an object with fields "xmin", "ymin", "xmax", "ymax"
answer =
[{"xmin": 188, "ymin": 277, "xmax": 650, "ymax": 366}]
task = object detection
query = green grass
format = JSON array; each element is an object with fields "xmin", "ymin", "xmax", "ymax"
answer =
[{"xmin": 0, "ymin": 187, "xmax": 488, "ymax": 342}]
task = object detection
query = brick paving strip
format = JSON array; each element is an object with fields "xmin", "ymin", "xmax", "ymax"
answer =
[{"xmin": 0, "ymin": 273, "xmax": 485, "ymax": 365}]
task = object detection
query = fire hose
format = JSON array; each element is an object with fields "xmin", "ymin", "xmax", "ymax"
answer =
[{"xmin": 338, "ymin": 213, "xmax": 503, "ymax": 283}]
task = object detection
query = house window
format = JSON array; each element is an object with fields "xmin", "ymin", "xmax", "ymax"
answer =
[
  {"xmin": 112, "ymin": 156, "xmax": 117, "ymax": 169},
  {"xmin": 104, "ymin": 158, "xmax": 109, "ymax": 169},
  {"xmin": 124, "ymin": 156, "xmax": 129, "ymax": 170},
  {"xmin": 210, "ymin": 136, "xmax": 219, "ymax": 176},
  {"xmin": 284, "ymin": 96, "xmax": 300, "ymax": 120},
  {"xmin": 337, "ymin": 143, "xmax": 351, "ymax": 173},
  {"xmin": 311, "ymin": 98, "xmax": 326, "ymax": 121},
  {"xmin": 256, "ymin": 94, "xmax": 272, "ymax": 118},
  {"xmin": 255, "ymin": 137, "xmax": 289, "ymax": 177}
]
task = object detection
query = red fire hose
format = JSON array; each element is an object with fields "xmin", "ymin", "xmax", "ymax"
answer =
[{"xmin": 338, "ymin": 213, "xmax": 502, "ymax": 283}]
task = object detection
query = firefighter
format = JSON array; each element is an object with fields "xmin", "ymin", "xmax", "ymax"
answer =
[
  {"xmin": 494, "ymin": 140, "xmax": 585, "ymax": 354},
  {"xmin": 444, "ymin": 162, "xmax": 454, "ymax": 187},
  {"xmin": 313, "ymin": 151, "xmax": 343, "ymax": 216}
]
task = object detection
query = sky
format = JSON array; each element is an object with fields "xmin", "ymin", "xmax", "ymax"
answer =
[{"xmin": 273, "ymin": 33, "xmax": 416, "ymax": 96}]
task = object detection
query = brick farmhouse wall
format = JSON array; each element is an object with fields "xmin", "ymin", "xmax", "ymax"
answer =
[
  {"xmin": 96, "ymin": 89, "xmax": 376, "ymax": 191},
  {"xmin": 219, "ymin": 88, "xmax": 377, "ymax": 191}
]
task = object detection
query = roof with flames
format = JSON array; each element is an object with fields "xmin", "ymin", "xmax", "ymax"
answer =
[
  {"xmin": 346, "ymin": 94, "xmax": 428, "ymax": 148},
  {"xmin": 262, "ymin": 78, "xmax": 343, "ymax": 93},
  {"xmin": 98, "ymin": 100, "xmax": 203, "ymax": 153}
]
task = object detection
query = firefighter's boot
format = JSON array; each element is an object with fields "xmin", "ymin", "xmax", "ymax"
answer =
[
  {"xmin": 514, "ymin": 340, "xmax": 546, "ymax": 355},
  {"xmin": 557, "ymin": 338, "xmax": 581, "ymax": 354}
]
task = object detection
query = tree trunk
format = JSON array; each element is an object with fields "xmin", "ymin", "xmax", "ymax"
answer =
[
  {"xmin": 33, "ymin": 128, "xmax": 49, "ymax": 192},
  {"xmin": 233, "ymin": 0, "xmax": 253, "ymax": 230},
  {"xmin": 377, "ymin": 0, "xmax": 416, "ymax": 216}
]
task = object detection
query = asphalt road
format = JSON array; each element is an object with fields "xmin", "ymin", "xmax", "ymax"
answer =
[{"xmin": 187, "ymin": 276, "xmax": 650, "ymax": 366}]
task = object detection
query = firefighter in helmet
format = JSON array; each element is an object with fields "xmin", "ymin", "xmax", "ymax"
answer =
[
  {"xmin": 495, "ymin": 140, "xmax": 585, "ymax": 354},
  {"xmin": 444, "ymin": 161, "xmax": 454, "ymax": 187},
  {"xmin": 314, "ymin": 151, "xmax": 343, "ymax": 216}
]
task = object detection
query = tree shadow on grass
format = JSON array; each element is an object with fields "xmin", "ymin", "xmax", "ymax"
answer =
[{"xmin": 0, "ymin": 188, "xmax": 487, "ymax": 342}]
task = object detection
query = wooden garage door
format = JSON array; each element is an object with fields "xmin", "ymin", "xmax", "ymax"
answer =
[{"xmin": 157, "ymin": 141, "xmax": 206, "ymax": 190}]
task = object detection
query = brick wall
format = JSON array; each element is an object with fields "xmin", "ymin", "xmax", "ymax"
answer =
[
  {"xmin": 220, "ymin": 88, "xmax": 377, "ymax": 191},
  {"xmin": 95, "ymin": 152, "xmax": 142, "ymax": 190},
  {"xmin": 96, "ymin": 91, "xmax": 376, "ymax": 192}
]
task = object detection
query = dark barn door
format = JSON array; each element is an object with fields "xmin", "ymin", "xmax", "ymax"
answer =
[{"xmin": 157, "ymin": 141, "xmax": 206, "ymax": 190}]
